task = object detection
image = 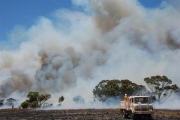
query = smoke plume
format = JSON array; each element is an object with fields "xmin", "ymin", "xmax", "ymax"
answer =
[{"xmin": 0, "ymin": 0, "xmax": 180, "ymax": 108}]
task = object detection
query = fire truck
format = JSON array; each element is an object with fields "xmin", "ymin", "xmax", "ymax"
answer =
[{"xmin": 120, "ymin": 95, "xmax": 154, "ymax": 120}]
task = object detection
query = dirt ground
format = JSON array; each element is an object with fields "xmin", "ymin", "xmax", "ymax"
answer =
[{"xmin": 0, "ymin": 109, "xmax": 179, "ymax": 120}]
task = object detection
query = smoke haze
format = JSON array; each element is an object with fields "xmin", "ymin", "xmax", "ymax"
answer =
[{"xmin": 0, "ymin": 0, "xmax": 180, "ymax": 108}]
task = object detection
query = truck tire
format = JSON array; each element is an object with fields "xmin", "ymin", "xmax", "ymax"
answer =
[
  {"xmin": 122, "ymin": 110, "xmax": 127, "ymax": 118},
  {"xmin": 132, "ymin": 114, "xmax": 138, "ymax": 120},
  {"xmin": 147, "ymin": 114, "xmax": 153, "ymax": 120},
  {"xmin": 123, "ymin": 113, "xmax": 127, "ymax": 118},
  {"xmin": 132, "ymin": 114, "xmax": 135, "ymax": 120}
]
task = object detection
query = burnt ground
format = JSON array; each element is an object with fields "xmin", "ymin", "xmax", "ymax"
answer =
[{"xmin": 0, "ymin": 109, "xmax": 179, "ymax": 120}]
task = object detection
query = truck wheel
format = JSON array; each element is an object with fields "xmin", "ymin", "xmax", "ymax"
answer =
[
  {"xmin": 132, "ymin": 114, "xmax": 135, "ymax": 120},
  {"xmin": 123, "ymin": 113, "xmax": 127, "ymax": 118},
  {"xmin": 132, "ymin": 114, "xmax": 137, "ymax": 120},
  {"xmin": 122, "ymin": 110, "xmax": 127, "ymax": 118},
  {"xmin": 147, "ymin": 114, "xmax": 153, "ymax": 120}
]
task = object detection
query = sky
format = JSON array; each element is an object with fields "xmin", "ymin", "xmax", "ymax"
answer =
[{"xmin": 0, "ymin": 0, "xmax": 165, "ymax": 41}]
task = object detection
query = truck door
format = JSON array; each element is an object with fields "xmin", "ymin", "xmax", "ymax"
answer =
[{"xmin": 130, "ymin": 98, "xmax": 134, "ymax": 108}]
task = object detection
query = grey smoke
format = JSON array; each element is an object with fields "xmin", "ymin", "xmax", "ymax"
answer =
[{"xmin": 0, "ymin": 0, "xmax": 180, "ymax": 108}]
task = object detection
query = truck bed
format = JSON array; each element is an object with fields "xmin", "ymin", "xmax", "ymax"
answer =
[{"xmin": 120, "ymin": 101, "xmax": 128, "ymax": 110}]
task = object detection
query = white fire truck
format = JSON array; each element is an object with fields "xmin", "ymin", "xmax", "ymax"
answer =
[{"xmin": 120, "ymin": 95, "xmax": 154, "ymax": 120}]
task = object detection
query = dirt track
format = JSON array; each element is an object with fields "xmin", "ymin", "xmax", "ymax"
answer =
[{"xmin": 0, "ymin": 109, "xmax": 179, "ymax": 120}]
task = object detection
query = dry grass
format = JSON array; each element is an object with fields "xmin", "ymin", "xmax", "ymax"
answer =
[
  {"xmin": 0, "ymin": 108, "xmax": 179, "ymax": 120},
  {"xmin": 153, "ymin": 109, "xmax": 180, "ymax": 120}
]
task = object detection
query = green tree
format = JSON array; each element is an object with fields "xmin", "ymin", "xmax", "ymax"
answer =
[
  {"xmin": 38, "ymin": 94, "xmax": 51, "ymax": 105},
  {"xmin": 93, "ymin": 79, "xmax": 145, "ymax": 102},
  {"xmin": 0, "ymin": 99, "xmax": 4, "ymax": 106},
  {"xmin": 119, "ymin": 79, "xmax": 145, "ymax": 95},
  {"xmin": 21, "ymin": 100, "xmax": 29, "ymax": 109},
  {"xmin": 58, "ymin": 96, "xmax": 64, "ymax": 106},
  {"xmin": 144, "ymin": 75, "xmax": 179, "ymax": 104},
  {"xmin": 21, "ymin": 91, "xmax": 51, "ymax": 109},
  {"xmin": 27, "ymin": 92, "xmax": 39, "ymax": 102},
  {"xmin": 38, "ymin": 94, "xmax": 45, "ymax": 104},
  {"xmin": 93, "ymin": 80, "xmax": 121, "ymax": 102},
  {"xmin": 30, "ymin": 101, "xmax": 39, "ymax": 108}
]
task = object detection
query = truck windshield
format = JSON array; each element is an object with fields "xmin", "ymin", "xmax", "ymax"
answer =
[{"xmin": 134, "ymin": 97, "xmax": 151, "ymax": 104}]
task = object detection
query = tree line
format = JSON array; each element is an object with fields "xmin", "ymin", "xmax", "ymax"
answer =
[
  {"xmin": 93, "ymin": 75, "xmax": 179, "ymax": 104},
  {"xmin": 20, "ymin": 92, "xmax": 65, "ymax": 109},
  {"xmin": 7, "ymin": 75, "xmax": 178, "ymax": 109}
]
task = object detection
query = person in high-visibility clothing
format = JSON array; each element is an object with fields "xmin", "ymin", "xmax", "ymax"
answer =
[
  {"xmin": 124, "ymin": 94, "xmax": 130, "ymax": 110},
  {"xmin": 124, "ymin": 94, "xmax": 128, "ymax": 101},
  {"xmin": 127, "ymin": 96, "xmax": 130, "ymax": 101}
]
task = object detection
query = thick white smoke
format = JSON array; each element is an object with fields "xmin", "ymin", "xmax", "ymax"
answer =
[{"xmin": 0, "ymin": 0, "xmax": 180, "ymax": 108}]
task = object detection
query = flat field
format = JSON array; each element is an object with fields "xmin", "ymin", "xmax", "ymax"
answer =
[{"xmin": 0, "ymin": 109, "xmax": 179, "ymax": 120}]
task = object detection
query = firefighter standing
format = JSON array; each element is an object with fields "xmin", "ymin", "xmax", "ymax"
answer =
[
  {"xmin": 124, "ymin": 94, "xmax": 130, "ymax": 109},
  {"xmin": 124, "ymin": 94, "xmax": 129, "ymax": 101}
]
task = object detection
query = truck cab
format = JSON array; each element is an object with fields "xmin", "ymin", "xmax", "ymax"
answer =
[{"xmin": 120, "ymin": 95, "xmax": 154, "ymax": 120}]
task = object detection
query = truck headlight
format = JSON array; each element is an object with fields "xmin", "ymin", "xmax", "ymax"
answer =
[{"xmin": 149, "ymin": 109, "xmax": 153, "ymax": 111}]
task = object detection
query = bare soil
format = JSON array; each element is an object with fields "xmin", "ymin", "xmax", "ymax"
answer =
[{"xmin": 0, "ymin": 109, "xmax": 179, "ymax": 120}]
